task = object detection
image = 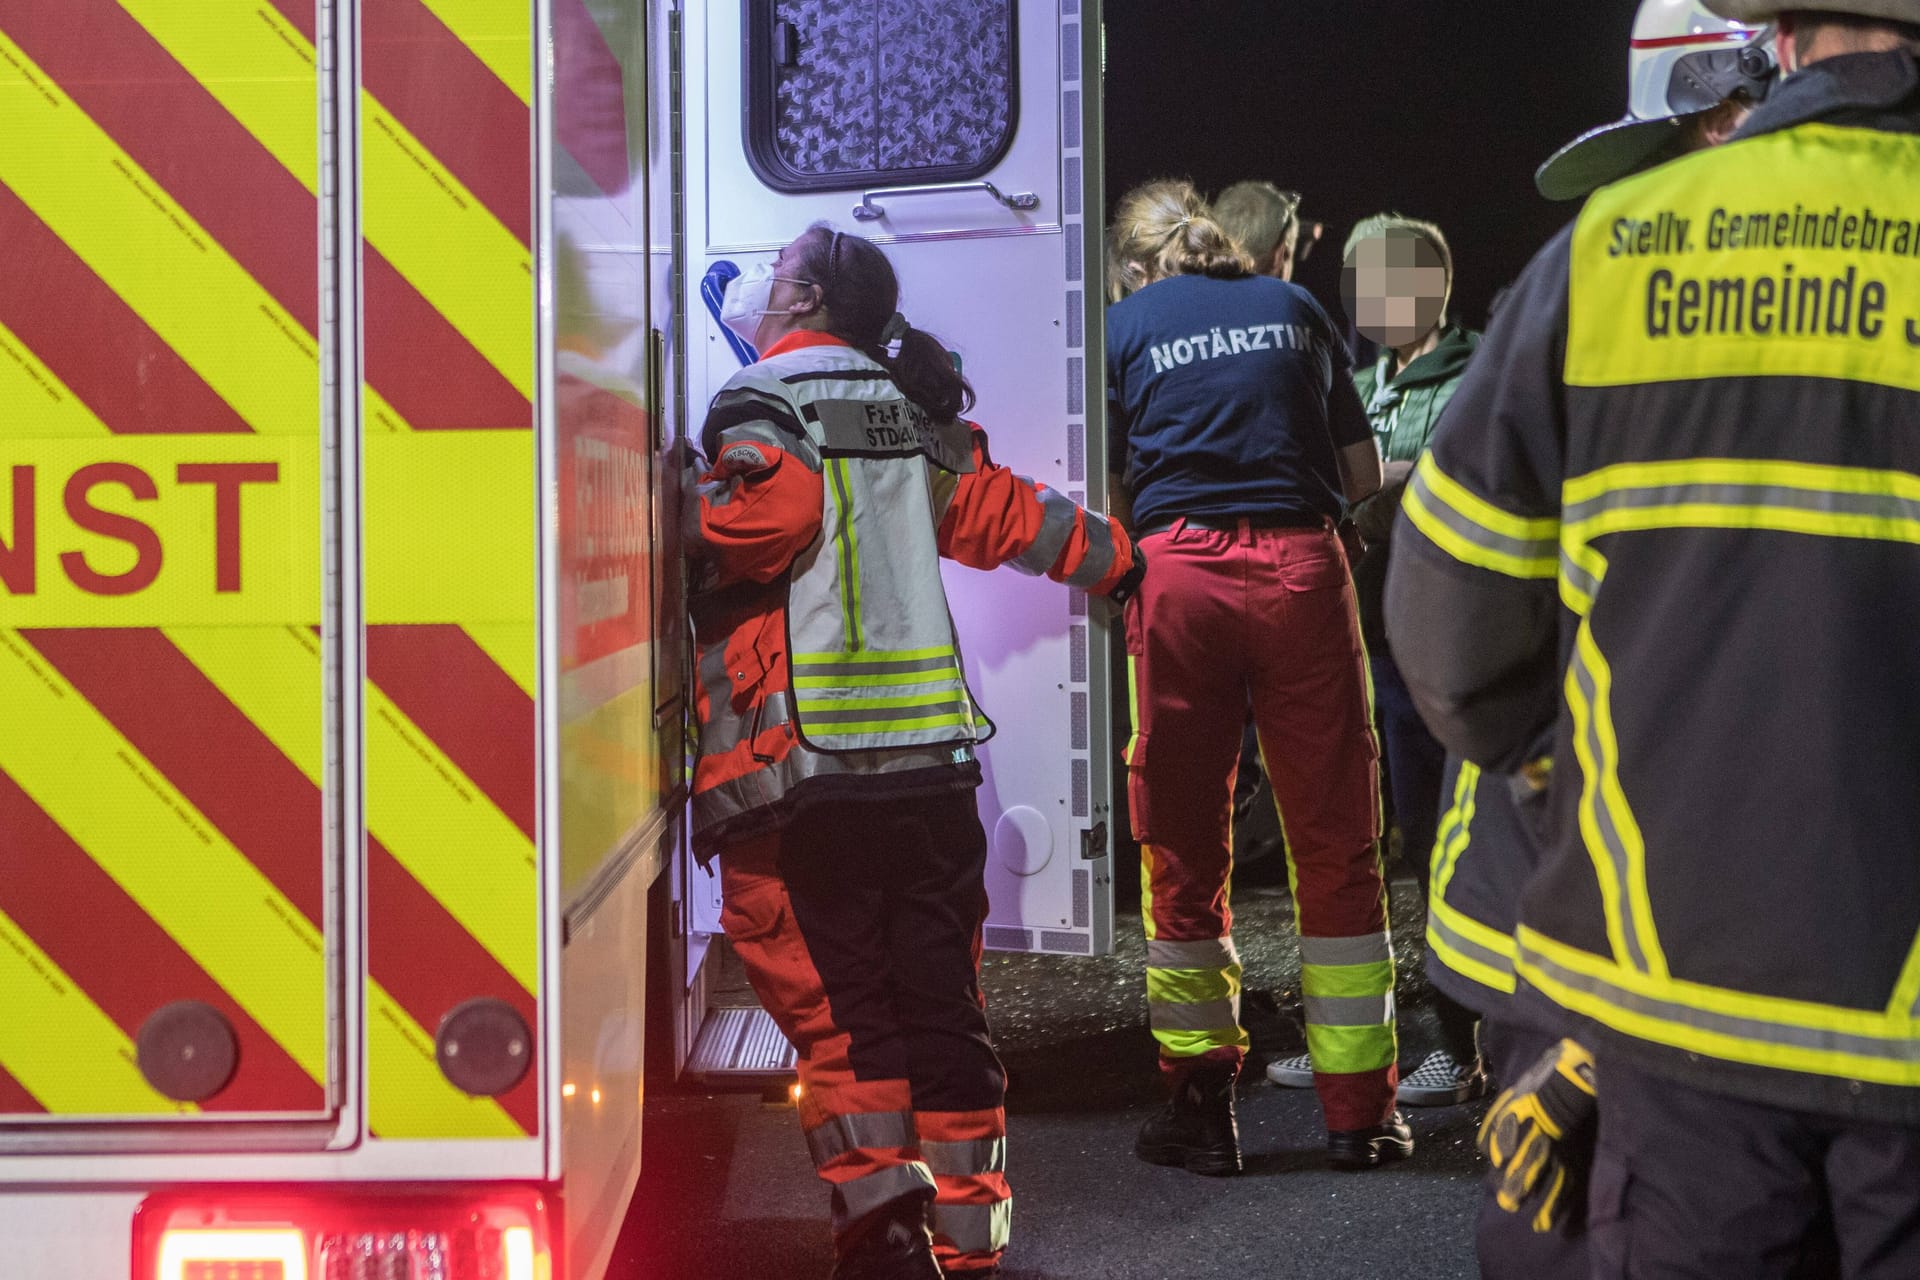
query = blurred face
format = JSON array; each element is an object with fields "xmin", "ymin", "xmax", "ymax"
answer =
[{"xmin": 1342, "ymin": 228, "xmax": 1450, "ymax": 349}]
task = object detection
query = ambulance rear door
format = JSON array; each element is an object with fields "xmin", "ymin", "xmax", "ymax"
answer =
[{"xmin": 680, "ymin": 0, "xmax": 1114, "ymax": 965}]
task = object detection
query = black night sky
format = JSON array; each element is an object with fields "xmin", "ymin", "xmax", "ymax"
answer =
[{"xmin": 1102, "ymin": 1, "xmax": 1638, "ymax": 329}]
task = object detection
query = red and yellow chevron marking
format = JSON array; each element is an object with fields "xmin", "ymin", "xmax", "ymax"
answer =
[{"xmin": 0, "ymin": 0, "xmax": 547, "ymax": 1139}]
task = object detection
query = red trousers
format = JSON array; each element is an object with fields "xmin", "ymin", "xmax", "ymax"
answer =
[
  {"xmin": 720, "ymin": 791, "xmax": 1008, "ymax": 1274},
  {"xmin": 1126, "ymin": 519, "xmax": 1399, "ymax": 1131}
]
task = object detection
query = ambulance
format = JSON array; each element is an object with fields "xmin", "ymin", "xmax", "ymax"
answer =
[{"xmin": 0, "ymin": 1, "xmax": 1107, "ymax": 1275}]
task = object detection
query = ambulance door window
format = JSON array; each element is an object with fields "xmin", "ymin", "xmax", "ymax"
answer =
[{"xmin": 745, "ymin": 0, "xmax": 1018, "ymax": 192}]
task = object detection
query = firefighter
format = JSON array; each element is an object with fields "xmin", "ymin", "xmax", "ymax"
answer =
[
  {"xmin": 688, "ymin": 225, "xmax": 1141, "ymax": 1280},
  {"xmin": 1439, "ymin": 10, "xmax": 1780, "ymax": 1278},
  {"xmin": 1386, "ymin": 2, "xmax": 1920, "ymax": 1274},
  {"xmin": 1105, "ymin": 180, "xmax": 1409, "ymax": 1178}
]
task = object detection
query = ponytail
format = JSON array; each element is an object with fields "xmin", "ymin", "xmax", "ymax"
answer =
[
  {"xmin": 789, "ymin": 222, "xmax": 976, "ymax": 420},
  {"xmin": 1107, "ymin": 179, "xmax": 1253, "ymax": 300}
]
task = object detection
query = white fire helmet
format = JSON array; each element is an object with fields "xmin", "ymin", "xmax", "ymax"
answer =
[{"xmin": 1536, "ymin": 0, "xmax": 1778, "ymax": 201}]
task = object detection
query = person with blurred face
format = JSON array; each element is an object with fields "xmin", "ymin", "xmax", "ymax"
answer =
[{"xmin": 1263, "ymin": 215, "xmax": 1490, "ymax": 1109}]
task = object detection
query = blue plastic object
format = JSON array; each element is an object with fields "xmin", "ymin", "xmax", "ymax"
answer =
[{"xmin": 701, "ymin": 260, "xmax": 760, "ymax": 367}]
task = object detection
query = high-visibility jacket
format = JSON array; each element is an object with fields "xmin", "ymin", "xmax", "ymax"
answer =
[
  {"xmin": 1385, "ymin": 51, "xmax": 1920, "ymax": 1124},
  {"xmin": 688, "ymin": 331, "xmax": 1134, "ymax": 857}
]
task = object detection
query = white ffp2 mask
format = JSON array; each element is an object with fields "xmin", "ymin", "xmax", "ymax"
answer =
[{"xmin": 720, "ymin": 263, "xmax": 803, "ymax": 345}]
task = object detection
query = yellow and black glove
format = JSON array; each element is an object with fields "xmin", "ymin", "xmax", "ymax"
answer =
[{"xmin": 1478, "ymin": 1038, "xmax": 1598, "ymax": 1233}]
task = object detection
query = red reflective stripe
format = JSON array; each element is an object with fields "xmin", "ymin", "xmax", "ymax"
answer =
[
  {"xmin": 366, "ymin": 625, "xmax": 537, "ymax": 841},
  {"xmin": 367, "ymin": 836, "xmax": 539, "ymax": 1133},
  {"xmin": 364, "ymin": 252, "xmax": 532, "ymax": 429},
  {"xmin": 0, "ymin": 769, "xmax": 323, "ymax": 1112},
  {"xmin": 0, "ymin": 1062, "xmax": 44, "ymax": 1114},
  {"xmin": 0, "ymin": 183, "xmax": 249, "ymax": 435},
  {"xmin": 362, "ymin": 0, "xmax": 531, "ymax": 244},
  {"xmin": 262, "ymin": 0, "xmax": 316, "ymax": 44},
  {"xmin": 554, "ymin": 0, "xmax": 634, "ymax": 198},
  {"xmin": 20, "ymin": 629, "xmax": 325, "ymax": 923},
  {"xmin": 1630, "ymin": 31, "xmax": 1751, "ymax": 48},
  {"xmin": 7, "ymin": 0, "xmax": 318, "ymax": 329}
]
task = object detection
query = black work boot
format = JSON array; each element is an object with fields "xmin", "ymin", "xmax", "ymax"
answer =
[
  {"xmin": 1327, "ymin": 1109, "xmax": 1415, "ymax": 1170},
  {"xmin": 831, "ymin": 1197, "xmax": 943, "ymax": 1280},
  {"xmin": 1134, "ymin": 1059, "xmax": 1242, "ymax": 1176}
]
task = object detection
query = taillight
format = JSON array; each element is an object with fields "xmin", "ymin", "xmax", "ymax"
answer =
[{"xmin": 134, "ymin": 1190, "xmax": 550, "ymax": 1280}]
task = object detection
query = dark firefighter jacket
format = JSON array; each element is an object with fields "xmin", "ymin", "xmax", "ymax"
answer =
[
  {"xmin": 1384, "ymin": 51, "xmax": 1920, "ymax": 1124},
  {"xmin": 687, "ymin": 331, "xmax": 1134, "ymax": 859}
]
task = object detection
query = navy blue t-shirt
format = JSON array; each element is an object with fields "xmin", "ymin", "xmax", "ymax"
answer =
[{"xmin": 1106, "ymin": 274, "xmax": 1371, "ymax": 529}]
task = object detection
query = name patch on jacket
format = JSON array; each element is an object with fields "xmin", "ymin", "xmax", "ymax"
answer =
[
  {"xmin": 1568, "ymin": 123, "xmax": 1920, "ymax": 394},
  {"xmin": 811, "ymin": 397, "xmax": 974, "ymax": 473}
]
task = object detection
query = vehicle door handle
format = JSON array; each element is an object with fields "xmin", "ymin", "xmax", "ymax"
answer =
[{"xmin": 852, "ymin": 180, "xmax": 1041, "ymax": 222}]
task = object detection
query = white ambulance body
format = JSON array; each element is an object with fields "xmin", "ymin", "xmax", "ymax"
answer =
[{"xmin": 0, "ymin": 2, "xmax": 1107, "ymax": 1276}]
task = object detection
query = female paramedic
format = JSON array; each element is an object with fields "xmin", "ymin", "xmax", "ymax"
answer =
[
  {"xmin": 1105, "ymin": 180, "xmax": 1408, "ymax": 1177},
  {"xmin": 687, "ymin": 225, "xmax": 1141, "ymax": 1280}
]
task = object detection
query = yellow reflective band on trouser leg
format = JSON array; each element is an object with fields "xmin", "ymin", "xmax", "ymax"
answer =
[
  {"xmin": 1145, "ymin": 944, "xmax": 1249, "ymax": 1058},
  {"xmin": 1299, "ymin": 936, "xmax": 1397, "ymax": 1074}
]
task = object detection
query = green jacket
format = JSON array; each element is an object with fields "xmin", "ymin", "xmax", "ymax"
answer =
[{"xmin": 1352, "ymin": 324, "xmax": 1480, "ymax": 650}]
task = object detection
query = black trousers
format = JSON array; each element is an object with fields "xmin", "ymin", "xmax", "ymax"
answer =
[
  {"xmin": 1591, "ymin": 1060, "xmax": 1916, "ymax": 1279},
  {"xmin": 1476, "ymin": 1019, "xmax": 1592, "ymax": 1280}
]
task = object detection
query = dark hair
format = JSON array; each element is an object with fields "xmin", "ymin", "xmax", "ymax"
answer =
[{"xmin": 788, "ymin": 224, "xmax": 976, "ymax": 420}]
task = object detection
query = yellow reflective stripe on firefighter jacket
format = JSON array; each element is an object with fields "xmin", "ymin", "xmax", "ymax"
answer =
[{"xmin": 1385, "ymin": 53, "xmax": 1920, "ymax": 1124}]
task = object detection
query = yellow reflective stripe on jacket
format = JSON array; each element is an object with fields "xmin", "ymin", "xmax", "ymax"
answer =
[
  {"xmin": 1557, "ymin": 458, "xmax": 1920, "ymax": 613},
  {"xmin": 1517, "ymin": 927, "xmax": 1920, "ymax": 1087},
  {"xmin": 1564, "ymin": 623, "xmax": 1666, "ymax": 979},
  {"xmin": 1429, "ymin": 896, "xmax": 1518, "ymax": 996},
  {"xmin": 1402, "ymin": 453, "xmax": 1560, "ymax": 579}
]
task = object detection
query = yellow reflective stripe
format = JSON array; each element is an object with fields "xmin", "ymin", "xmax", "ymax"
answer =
[
  {"xmin": 115, "ymin": 0, "xmax": 318, "ymax": 190},
  {"xmin": 414, "ymin": 0, "xmax": 532, "ymax": 103},
  {"xmin": 1432, "ymin": 762, "xmax": 1480, "ymax": 897},
  {"xmin": 122, "ymin": 0, "xmax": 531, "ymax": 401},
  {"xmin": 366, "ymin": 683, "xmax": 537, "ymax": 991},
  {"xmin": 1518, "ymin": 927, "xmax": 1920, "ymax": 1086},
  {"xmin": 362, "ymin": 95, "xmax": 533, "ymax": 398},
  {"xmin": 805, "ymin": 713, "xmax": 970, "ymax": 734},
  {"xmin": 796, "ymin": 692, "xmax": 965, "ymax": 711},
  {"xmin": 1402, "ymin": 454, "xmax": 1560, "ymax": 579},
  {"xmin": 792, "ymin": 668, "xmax": 959, "ymax": 690},
  {"xmin": 1564, "ymin": 624, "xmax": 1667, "ymax": 978},
  {"xmin": 1563, "ymin": 458, "xmax": 1920, "ymax": 508},
  {"xmin": 0, "ymin": 28, "xmax": 318, "ymax": 437},
  {"xmin": 0, "ymin": 907, "xmax": 187, "ymax": 1115},
  {"xmin": 793, "ymin": 646, "xmax": 955, "ymax": 665},
  {"xmin": 367, "ymin": 978, "xmax": 521, "ymax": 1138},
  {"xmin": 465, "ymin": 623, "xmax": 538, "ymax": 698},
  {"xmin": 364, "ymin": 434, "xmax": 537, "ymax": 625},
  {"xmin": 0, "ymin": 320, "xmax": 108, "ymax": 437},
  {"xmin": 0, "ymin": 632, "xmax": 328, "ymax": 1082},
  {"xmin": 165, "ymin": 626, "xmax": 325, "ymax": 784},
  {"xmin": 114, "ymin": 1, "xmax": 415, "ymax": 436},
  {"xmin": 1144, "ymin": 965, "xmax": 1241, "ymax": 1005},
  {"xmin": 1890, "ymin": 927, "xmax": 1920, "ymax": 1019},
  {"xmin": 1427, "ymin": 897, "xmax": 1519, "ymax": 995}
]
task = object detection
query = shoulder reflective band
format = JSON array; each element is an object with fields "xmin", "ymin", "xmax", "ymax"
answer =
[{"xmin": 1401, "ymin": 453, "xmax": 1559, "ymax": 580}]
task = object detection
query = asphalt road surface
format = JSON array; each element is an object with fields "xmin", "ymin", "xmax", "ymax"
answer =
[{"xmin": 611, "ymin": 876, "xmax": 1489, "ymax": 1279}]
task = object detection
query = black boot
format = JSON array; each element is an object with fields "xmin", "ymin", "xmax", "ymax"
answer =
[
  {"xmin": 831, "ymin": 1198, "xmax": 943, "ymax": 1280},
  {"xmin": 1327, "ymin": 1109, "xmax": 1415, "ymax": 1170},
  {"xmin": 1135, "ymin": 1060, "xmax": 1242, "ymax": 1176}
]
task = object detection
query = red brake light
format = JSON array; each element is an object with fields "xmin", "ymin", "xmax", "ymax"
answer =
[{"xmin": 134, "ymin": 1191, "xmax": 550, "ymax": 1280}]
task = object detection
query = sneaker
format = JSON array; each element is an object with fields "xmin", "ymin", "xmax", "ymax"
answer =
[
  {"xmin": 832, "ymin": 1199, "xmax": 943, "ymax": 1280},
  {"xmin": 1327, "ymin": 1111, "xmax": 1415, "ymax": 1170},
  {"xmin": 1135, "ymin": 1060, "xmax": 1242, "ymax": 1176},
  {"xmin": 1263, "ymin": 1052, "xmax": 1315, "ymax": 1088},
  {"xmin": 1397, "ymin": 1048, "xmax": 1491, "ymax": 1107}
]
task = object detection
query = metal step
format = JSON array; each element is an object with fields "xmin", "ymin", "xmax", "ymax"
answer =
[{"xmin": 684, "ymin": 1006, "xmax": 797, "ymax": 1087}]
